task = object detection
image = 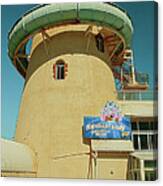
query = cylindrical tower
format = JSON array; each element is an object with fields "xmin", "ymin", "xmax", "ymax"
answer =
[{"xmin": 8, "ymin": 3, "xmax": 133, "ymax": 178}]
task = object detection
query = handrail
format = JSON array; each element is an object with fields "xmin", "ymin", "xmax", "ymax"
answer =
[{"xmin": 117, "ymin": 90, "xmax": 158, "ymax": 101}]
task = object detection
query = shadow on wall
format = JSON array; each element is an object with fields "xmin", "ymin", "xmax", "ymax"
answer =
[{"xmin": 26, "ymin": 31, "xmax": 110, "ymax": 83}]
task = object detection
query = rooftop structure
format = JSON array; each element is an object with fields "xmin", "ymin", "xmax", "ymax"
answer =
[{"xmin": 8, "ymin": 3, "xmax": 148, "ymax": 90}]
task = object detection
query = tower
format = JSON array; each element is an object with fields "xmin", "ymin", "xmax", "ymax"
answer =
[{"xmin": 8, "ymin": 3, "xmax": 136, "ymax": 179}]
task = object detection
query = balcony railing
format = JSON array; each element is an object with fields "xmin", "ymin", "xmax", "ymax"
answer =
[{"xmin": 117, "ymin": 90, "xmax": 158, "ymax": 101}]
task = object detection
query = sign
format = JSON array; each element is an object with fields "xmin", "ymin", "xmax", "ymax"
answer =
[
  {"xmin": 83, "ymin": 116, "xmax": 131, "ymax": 139},
  {"xmin": 83, "ymin": 101, "xmax": 131, "ymax": 139}
]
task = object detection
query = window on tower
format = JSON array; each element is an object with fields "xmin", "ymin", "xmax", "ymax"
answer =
[
  {"xmin": 95, "ymin": 33, "xmax": 105, "ymax": 52},
  {"xmin": 56, "ymin": 62, "xmax": 65, "ymax": 80},
  {"xmin": 53, "ymin": 60, "xmax": 68, "ymax": 80}
]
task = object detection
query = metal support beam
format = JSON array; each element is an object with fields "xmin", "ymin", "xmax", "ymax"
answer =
[
  {"xmin": 41, "ymin": 29, "xmax": 51, "ymax": 41},
  {"xmin": 41, "ymin": 31, "xmax": 50, "ymax": 58},
  {"xmin": 15, "ymin": 56, "xmax": 26, "ymax": 73},
  {"xmin": 108, "ymin": 41, "xmax": 122, "ymax": 62}
]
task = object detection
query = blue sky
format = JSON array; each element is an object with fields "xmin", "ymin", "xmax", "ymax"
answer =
[{"xmin": 1, "ymin": 2, "xmax": 157, "ymax": 139}]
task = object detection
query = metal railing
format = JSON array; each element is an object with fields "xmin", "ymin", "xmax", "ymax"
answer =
[{"xmin": 117, "ymin": 90, "xmax": 158, "ymax": 101}]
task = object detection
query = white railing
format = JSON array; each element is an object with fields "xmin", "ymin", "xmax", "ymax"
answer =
[{"xmin": 117, "ymin": 90, "xmax": 157, "ymax": 101}]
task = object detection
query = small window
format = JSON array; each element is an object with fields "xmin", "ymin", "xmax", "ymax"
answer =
[
  {"xmin": 131, "ymin": 122, "xmax": 138, "ymax": 130},
  {"xmin": 56, "ymin": 62, "xmax": 65, "ymax": 79},
  {"xmin": 53, "ymin": 60, "xmax": 68, "ymax": 80},
  {"xmin": 152, "ymin": 120, "xmax": 158, "ymax": 130},
  {"xmin": 144, "ymin": 160, "xmax": 157, "ymax": 168},
  {"xmin": 133, "ymin": 135, "xmax": 139, "ymax": 150},
  {"xmin": 139, "ymin": 121, "xmax": 150, "ymax": 130},
  {"xmin": 149, "ymin": 134, "xmax": 157, "ymax": 150},
  {"xmin": 140, "ymin": 135, "xmax": 148, "ymax": 150},
  {"xmin": 95, "ymin": 33, "xmax": 105, "ymax": 52}
]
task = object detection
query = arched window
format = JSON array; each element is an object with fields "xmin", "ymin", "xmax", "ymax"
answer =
[
  {"xmin": 95, "ymin": 33, "xmax": 105, "ymax": 52},
  {"xmin": 56, "ymin": 61, "xmax": 65, "ymax": 79},
  {"xmin": 53, "ymin": 60, "xmax": 68, "ymax": 80}
]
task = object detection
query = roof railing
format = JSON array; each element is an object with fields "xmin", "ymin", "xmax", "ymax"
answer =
[{"xmin": 117, "ymin": 90, "xmax": 158, "ymax": 101}]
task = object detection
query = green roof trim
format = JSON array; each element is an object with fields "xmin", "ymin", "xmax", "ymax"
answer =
[{"xmin": 8, "ymin": 3, "xmax": 133, "ymax": 72}]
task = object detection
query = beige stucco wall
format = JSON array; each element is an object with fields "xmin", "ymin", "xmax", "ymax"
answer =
[
  {"xmin": 14, "ymin": 25, "xmax": 130, "ymax": 179},
  {"xmin": 96, "ymin": 158, "xmax": 128, "ymax": 180},
  {"xmin": 118, "ymin": 101, "xmax": 157, "ymax": 117}
]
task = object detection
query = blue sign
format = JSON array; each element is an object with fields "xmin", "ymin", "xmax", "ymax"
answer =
[{"xmin": 83, "ymin": 116, "xmax": 131, "ymax": 139}]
